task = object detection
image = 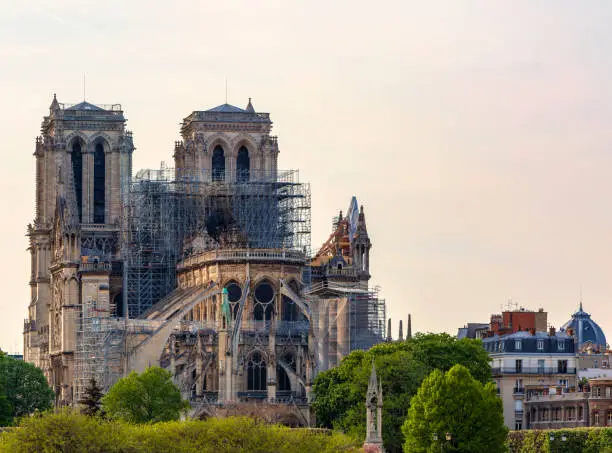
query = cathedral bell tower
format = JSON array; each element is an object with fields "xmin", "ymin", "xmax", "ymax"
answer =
[{"xmin": 24, "ymin": 95, "xmax": 134, "ymax": 405}]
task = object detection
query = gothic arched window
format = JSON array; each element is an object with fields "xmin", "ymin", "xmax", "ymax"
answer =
[
  {"xmin": 247, "ymin": 351, "xmax": 267, "ymax": 391},
  {"xmin": 253, "ymin": 281, "xmax": 274, "ymax": 321},
  {"xmin": 225, "ymin": 281, "xmax": 242, "ymax": 320},
  {"xmin": 277, "ymin": 366, "xmax": 291, "ymax": 392},
  {"xmin": 212, "ymin": 145, "xmax": 225, "ymax": 182},
  {"xmin": 71, "ymin": 142, "xmax": 83, "ymax": 222},
  {"xmin": 282, "ymin": 281, "xmax": 301, "ymax": 322},
  {"xmin": 236, "ymin": 146, "xmax": 250, "ymax": 182},
  {"xmin": 93, "ymin": 143, "xmax": 105, "ymax": 223}
]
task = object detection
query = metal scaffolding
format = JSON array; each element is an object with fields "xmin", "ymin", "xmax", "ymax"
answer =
[
  {"xmin": 349, "ymin": 287, "xmax": 386, "ymax": 352},
  {"xmin": 74, "ymin": 298, "xmax": 125, "ymax": 403},
  {"xmin": 123, "ymin": 166, "xmax": 311, "ymax": 318}
]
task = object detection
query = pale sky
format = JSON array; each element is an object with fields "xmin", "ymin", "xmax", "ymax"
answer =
[{"xmin": 2, "ymin": 1, "xmax": 612, "ymax": 353}]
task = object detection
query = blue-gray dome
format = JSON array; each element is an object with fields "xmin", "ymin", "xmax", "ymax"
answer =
[{"xmin": 560, "ymin": 302, "xmax": 607, "ymax": 350}]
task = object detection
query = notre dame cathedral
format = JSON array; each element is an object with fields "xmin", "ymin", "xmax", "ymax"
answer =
[{"xmin": 23, "ymin": 95, "xmax": 385, "ymax": 423}]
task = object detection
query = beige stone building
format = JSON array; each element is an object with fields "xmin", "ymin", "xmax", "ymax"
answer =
[{"xmin": 23, "ymin": 97, "xmax": 386, "ymax": 418}]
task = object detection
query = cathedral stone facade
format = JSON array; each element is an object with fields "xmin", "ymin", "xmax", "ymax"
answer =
[
  {"xmin": 23, "ymin": 96, "xmax": 385, "ymax": 418},
  {"xmin": 24, "ymin": 97, "xmax": 133, "ymax": 405}
]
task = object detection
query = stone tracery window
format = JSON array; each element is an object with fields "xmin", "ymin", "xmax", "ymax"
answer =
[
  {"xmin": 247, "ymin": 351, "xmax": 267, "ymax": 391},
  {"xmin": 225, "ymin": 281, "xmax": 242, "ymax": 320},
  {"xmin": 253, "ymin": 281, "xmax": 274, "ymax": 321}
]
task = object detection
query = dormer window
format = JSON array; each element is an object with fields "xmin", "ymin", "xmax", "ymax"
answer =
[
  {"xmin": 537, "ymin": 340, "xmax": 544, "ymax": 351},
  {"xmin": 515, "ymin": 340, "xmax": 522, "ymax": 351},
  {"xmin": 558, "ymin": 341, "xmax": 565, "ymax": 351}
]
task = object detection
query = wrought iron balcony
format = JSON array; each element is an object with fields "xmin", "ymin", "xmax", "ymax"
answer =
[{"xmin": 491, "ymin": 367, "xmax": 576, "ymax": 376}]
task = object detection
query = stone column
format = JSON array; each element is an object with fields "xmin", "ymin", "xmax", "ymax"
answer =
[
  {"xmin": 85, "ymin": 150, "xmax": 94, "ymax": 223},
  {"xmin": 111, "ymin": 151, "xmax": 120, "ymax": 223}
]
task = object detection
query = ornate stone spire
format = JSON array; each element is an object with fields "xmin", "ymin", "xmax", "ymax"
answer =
[
  {"xmin": 50, "ymin": 93, "xmax": 60, "ymax": 112},
  {"xmin": 245, "ymin": 97, "xmax": 255, "ymax": 113},
  {"xmin": 398, "ymin": 320, "xmax": 403, "ymax": 341},
  {"xmin": 364, "ymin": 361, "xmax": 385, "ymax": 452}
]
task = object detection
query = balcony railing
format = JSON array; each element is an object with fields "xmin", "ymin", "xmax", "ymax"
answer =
[
  {"xmin": 78, "ymin": 262, "xmax": 112, "ymax": 272},
  {"xmin": 491, "ymin": 367, "xmax": 576, "ymax": 375},
  {"xmin": 178, "ymin": 248, "xmax": 306, "ymax": 269},
  {"xmin": 525, "ymin": 392, "xmax": 588, "ymax": 402},
  {"xmin": 237, "ymin": 391, "xmax": 268, "ymax": 401}
]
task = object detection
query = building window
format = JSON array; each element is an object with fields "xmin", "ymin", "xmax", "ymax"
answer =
[
  {"xmin": 593, "ymin": 386, "xmax": 602, "ymax": 397},
  {"xmin": 579, "ymin": 406, "xmax": 583, "ymax": 420},
  {"xmin": 515, "ymin": 379, "xmax": 523, "ymax": 393},
  {"xmin": 538, "ymin": 359, "xmax": 545, "ymax": 374},
  {"xmin": 246, "ymin": 351, "xmax": 267, "ymax": 391},
  {"xmin": 557, "ymin": 360, "xmax": 568, "ymax": 374},
  {"xmin": 537, "ymin": 339, "xmax": 544, "ymax": 351},
  {"xmin": 236, "ymin": 146, "xmax": 250, "ymax": 182},
  {"xmin": 514, "ymin": 422, "xmax": 522, "ymax": 430},
  {"xmin": 608, "ymin": 410, "xmax": 612, "ymax": 425},
  {"xmin": 93, "ymin": 143, "xmax": 105, "ymax": 223},
  {"xmin": 515, "ymin": 340, "xmax": 522, "ymax": 351},
  {"xmin": 558, "ymin": 340, "xmax": 565, "ymax": 351},
  {"xmin": 71, "ymin": 141, "xmax": 83, "ymax": 222},
  {"xmin": 212, "ymin": 145, "xmax": 225, "ymax": 182},
  {"xmin": 515, "ymin": 359, "xmax": 523, "ymax": 373},
  {"xmin": 595, "ymin": 411, "xmax": 600, "ymax": 426},
  {"xmin": 500, "ymin": 341, "xmax": 505, "ymax": 352},
  {"xmin": 253, "ymin": 281, "xmax": 274, "ymax": 321}
]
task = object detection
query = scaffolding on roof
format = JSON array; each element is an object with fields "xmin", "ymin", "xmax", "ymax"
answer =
[{"xmin": 122, "ymin": 166, "xmax": 311, "ymax": 318}]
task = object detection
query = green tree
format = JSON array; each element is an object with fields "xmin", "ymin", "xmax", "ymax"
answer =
[
  {"xmin": 312, "ymin": 333, "xmax": 491, "ymax": 452},
  {"xmin": 79, "ymin": 377, "xmax": 103, "ymax": 417},
  {"xmin": 0, "ymin": 354, "xmax": 53, "ymax": 425},
  {"xmin": 402, "ymin": 364, "xmax": 507, "ymax": 453},
  {"xmin": 101, "ymin": 366, "xmax": 189, "ymax": 423}
]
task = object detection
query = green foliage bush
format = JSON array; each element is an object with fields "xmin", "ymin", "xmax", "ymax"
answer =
[
  {"xmin": 101, "ymin": 367, "xmax": 189, "ymax": 423},
  {"xmin": 402, "ymin": 365, "xmax": 507, "ymax": 453},
  {"xmin": 0, "ymin": 411, "xmax": 364, "ymax": 453},
  {"xmin": 312, "ymin": 333, "xmax": 492, "ymax": 452},
  {"xmin": 507, "ymin": 428, "xmax": 612, "ymax": 453}
]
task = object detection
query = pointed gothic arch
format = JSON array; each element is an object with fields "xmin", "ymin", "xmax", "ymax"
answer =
[
  {"xmin": 93, "ymin": 142, "xmax": 106, "ymax": 223},
  {"xmin": 246, "ymin": 350, "xmax": 267, "ymax": 391},
  {"xmin": 236, "ymin": 146, "xmax": 250, "ymax": 182},
  {"xmin": 212, "ymin": 145, "xmax": 225, "ymax": 182}
]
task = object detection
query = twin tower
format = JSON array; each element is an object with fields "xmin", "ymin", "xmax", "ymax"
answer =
[{"xmin": 24, "ymin": 96, "xmax": 282, "ymax": 404}]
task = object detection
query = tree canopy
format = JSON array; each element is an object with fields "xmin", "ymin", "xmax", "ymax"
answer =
[
  {"xmin": 312, "ymin": 333, "xmax": 491, "ymax": 453},
  {"xmin": 0, "ymin": 354, "xmax": 53, "ymax": 425},
  {"xmin": 402, "ymin": 364, "xmax": 507, "ymax": 453},
  {"xmin": 101, "ymin": 367, "xmax": 189, "ymax": 423}
]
